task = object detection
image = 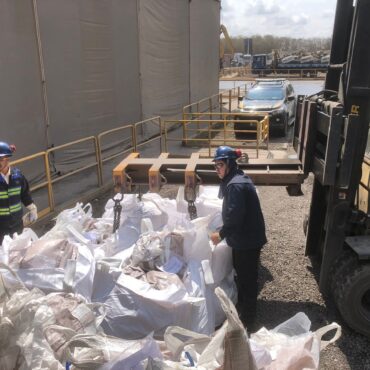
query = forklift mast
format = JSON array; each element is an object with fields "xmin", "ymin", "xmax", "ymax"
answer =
[{"xmin": 295, "ymin": 0, "xmax": 370, "ymax": 336}]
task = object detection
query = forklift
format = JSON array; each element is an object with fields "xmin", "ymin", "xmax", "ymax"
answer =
[
  {"xmin": 294, "ymin": 0, "xmax": 370, "ymax": 336},
  {"xmin": 113, "ymin": 0, "xmax": 370, "ymax": 337}
]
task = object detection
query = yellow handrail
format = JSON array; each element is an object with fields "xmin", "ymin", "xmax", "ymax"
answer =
[
  {"xmin": 8, "ymin": 116, "xmax": 164, "ymax": 221},
  {"xmin": 164, "ymin": 112, "xmax": 269, "ymax": 158}
]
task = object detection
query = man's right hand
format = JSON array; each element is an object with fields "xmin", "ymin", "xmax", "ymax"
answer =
[{"xmin": 210, "ymin": 232, "xmax": 221, "ymax": 246}]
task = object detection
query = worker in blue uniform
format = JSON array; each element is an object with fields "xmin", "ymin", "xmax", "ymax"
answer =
[
  {"xmin": 0, "ymin": 142, "xmax": 37, "ymax": 245},
  {"xmin": 210, "ymin": 146, "xmax": 267, "ymax": 330}
]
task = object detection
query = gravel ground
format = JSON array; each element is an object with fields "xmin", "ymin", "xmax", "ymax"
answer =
[{"xmin": 257, "ymin": 176, "xmax": 370, "ymax": 370}]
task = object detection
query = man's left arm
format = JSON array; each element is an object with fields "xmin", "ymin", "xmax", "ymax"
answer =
[
  {"xmin": 20, "ymin": 175, "xmax": 33, "ymax": 207},
  {"xmin": 219, "ymin": 184, "xmax": 246, "ymax": 240},
  {"xmin": 20, "ymin": 175, "xmax": 38, "ymax": 223}
]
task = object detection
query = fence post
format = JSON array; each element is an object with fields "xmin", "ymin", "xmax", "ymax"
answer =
[
  {"xmin": 224, "ymin": 113, "xmax": 227, "ymax": 145},
  {"xmin": 182, "ymin": 107, "xmax": 188, "ymax": 146},
  {"xmin": 228, "ymin": 89, "xmax": 232, "ymax": 112},
  {"xmin": 164, "ymin": 121, "xmax": 168, "ymax": 152},
  {"xmin": 208, "ymin": 118, "xmax": 211, "ymax": 157},
  {"xmin": 94, "ymin": 137, "xmax": 103, "ymax": 187},
  {"xmin": 219, "ymin": 93, "xmax": 223, "ymax": 119},
  {"xmin": 159, "ymin": 118, "xmax": 163, "ymax": 152},
  {"xmin": 256, "ymin": 121, "xmax": 261, "ymax": 159},
  {"xmin": 44, "ymin": 152, "xmax": 55, "ymax": 212}
]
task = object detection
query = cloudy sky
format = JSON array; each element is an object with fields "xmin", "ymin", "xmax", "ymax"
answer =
[{"xmin": 221, "ymin": 0, "xmax": 337, "ymax": 38}]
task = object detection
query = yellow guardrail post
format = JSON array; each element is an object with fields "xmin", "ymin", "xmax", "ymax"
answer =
[
  {"xmin": 223, "ymin": 113, "xmax": 227, "ymax": 145},
  {"xmin": 228, "ymin": 89, "xmax": 232, "ymax": 112},
  {"xmin": 43, "ymin": 151, "xmax": 54, "ymax": 213},
  {"xmin": 256, "ymin": 121, "xmax": 261, "ymax": 159},
  {"xmin": 164, "ymin": 120, "xmax": 168, "ymax": 152},
  {"xmin": 208, "ymin": 118, "xmax": 211, "ymax": 157},
  {"xmin": 182, "ymin": 107, "xmax": 188, "ymax": 146},
  {"xmin": 159, "ymin": 117, "xmax": 163, "ymax": 152},
  {"xmin": 219, "ymin": 93, "xmax": 223, "ymax": 118}
]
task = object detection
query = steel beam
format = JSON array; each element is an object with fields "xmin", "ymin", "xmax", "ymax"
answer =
[{"xmin": 113, "ymin": 153, "xmax": 304, "ymax": 192}]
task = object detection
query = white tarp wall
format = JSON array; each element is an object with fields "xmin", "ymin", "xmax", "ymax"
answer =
[
  {"xmin": 138, "ymin": 0, "xmax": 190, "ymax": 119},
  {"xmin": 0, "ymin": 0, "xmax": 220, "ymax": 207},
  {"xmin": 36, "ymin": 0, "xmax": 142, "ymax": 153},
  {"xmin": 1, "ymin": 0, "xmax": 220, "ymax": 148},
  {"xmin": 190, "ymin": 0, "xmax": 220, "ymax": 103},
  {"xmin": 0, "ymin": 0, "xmax": 142, "ymax": 191},
  {"xmin": 0, "ymin": 0, "xmax": 48, "ymax": 162}
]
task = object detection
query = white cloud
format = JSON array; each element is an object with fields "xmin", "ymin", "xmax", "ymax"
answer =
[
  {"xmin": 247, "ymin": 0, "xmax": 282, "ymax": 15},
  {"xmin": 291, "ymin": 14, "xmax": 309, "ymax": 25},
  {"xmin": 221, "ymin": 0, "xmax": 337, "ymax": 38}
]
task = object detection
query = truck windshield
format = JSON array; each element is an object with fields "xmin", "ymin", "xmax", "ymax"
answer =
[{"xmin": 246, "ymin": 87, "xmax": 284, "ymax": 100}]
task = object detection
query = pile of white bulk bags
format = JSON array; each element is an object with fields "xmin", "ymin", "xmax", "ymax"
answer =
[{"xmin": 0, "ymin": 187, "xmax": 341, "ymax": 369}]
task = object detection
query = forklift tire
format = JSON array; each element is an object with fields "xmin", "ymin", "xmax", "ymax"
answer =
[
  {"xmin": 330, "ymin": 249, "xmax": 358, "ymax": 294},
  {"xmin": 333, "ymin": 261, "xmax": 370, "ymax": 337}
]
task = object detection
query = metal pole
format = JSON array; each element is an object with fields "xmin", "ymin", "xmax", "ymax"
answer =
[
  {"xmin": 224, "ymin": 114, "xmax": 227, "ymax": 145},
  {"xmin": 44, "ymin": 152, "xmax": 55, "ymax": 212},
  {"xmin": 208, "ymin": 119, "xmax": 211, "ymax": 157},
  {"xmin": 257, "ymin": 121, "xmax": 260, "ymax": 159},
  {"xmin": 164, "ymin": 121, "xmax": 168, "ymax": 152},
  {"xmin": 94, "ymin": 137, "xmax": 103, "ymax": 187},
  {"xmin": 32, "ymin": 0, "xmax": 51, "ymax": 148}
]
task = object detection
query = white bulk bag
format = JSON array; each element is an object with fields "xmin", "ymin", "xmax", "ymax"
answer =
[
  {"xmin": 1, "ymin": 228, "xmax": 38, "ymax": 265},
  {"xmin": 183, "ymin": 217, "xmax": 212, "ymax": 262},
  {"xmin": 16, "ymin": 242, "xmax": 95, "ymax": 300},
  {"xmin": 93, "ymin": 272, "xmax": 208, "ymax": 339},
  {"xmin": 176, "ymin": 186, "xmax": 222, "ymax": 218},
  {"xmin": 63, "ymin": 333, "xmax": 162, "ymax": 369},
  {"xmin": 152, "ymin": 287, "xmax": 257, "ymax": 370},
  {"xmin": 42, "ymin": 203, "xmax": 94, "ymax": 240},
  {"xmin": 250, "ymin": 312, "xmax": 342, "ymax": 369}
]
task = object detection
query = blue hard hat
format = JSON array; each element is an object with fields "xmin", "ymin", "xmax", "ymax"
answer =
[
  {"xmin": 0, "ymin": 142, "xmax": 13, "ymax": 157},
  {"xmin": 213, "ymin": 146, "xmax": 241, "ymax": 161}
]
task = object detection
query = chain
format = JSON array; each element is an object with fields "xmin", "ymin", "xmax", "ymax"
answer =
[
  {"xmin": 187, "ymin": 200, "xmax": 198, "ymax": 220},
  {"xmin": 113, "ymin": 193, "xmax": 124, "ymax": 233}
]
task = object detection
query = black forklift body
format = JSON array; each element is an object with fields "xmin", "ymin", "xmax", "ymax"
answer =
[{"xmin": 294, "ymin": 0, "xmax": 370, "ymax": 337}]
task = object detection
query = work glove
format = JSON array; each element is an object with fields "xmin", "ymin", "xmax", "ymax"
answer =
[{"xmin": 23, "ymin": 203, "xmax": 38, "ymax": 226}]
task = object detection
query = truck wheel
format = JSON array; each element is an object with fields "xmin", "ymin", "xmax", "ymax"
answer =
[{"xmin": 333, "ymin": 261, "xmax": 370, "ymax": 337}]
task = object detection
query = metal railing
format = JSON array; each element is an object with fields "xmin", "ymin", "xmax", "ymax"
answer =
[
  {"xmin": 183, "ymin": 84, "xmax": 248, "ymax": 117},
  {"xmin": 181, "ymin": 85, "xmax": 248, "ymax": 140},
  {"xmin": 163, "ymin": 112, "xmax": 269, "ymax": 158},
  {"xmin": 220, "ymin": 66, "xmax": 326, "ymax": 79},
  {"xmin": 10, "ymin": 117, "xmax": 162, "ymax": 219}
]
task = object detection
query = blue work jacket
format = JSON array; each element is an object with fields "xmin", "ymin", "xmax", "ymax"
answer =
[
  {"xmin": 219, "ymin": 169, "xmax": 267, "ymax": 250},
  {"xmin": 0, "ymin": 168, "xmax": 33, "ymax": 230}
]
